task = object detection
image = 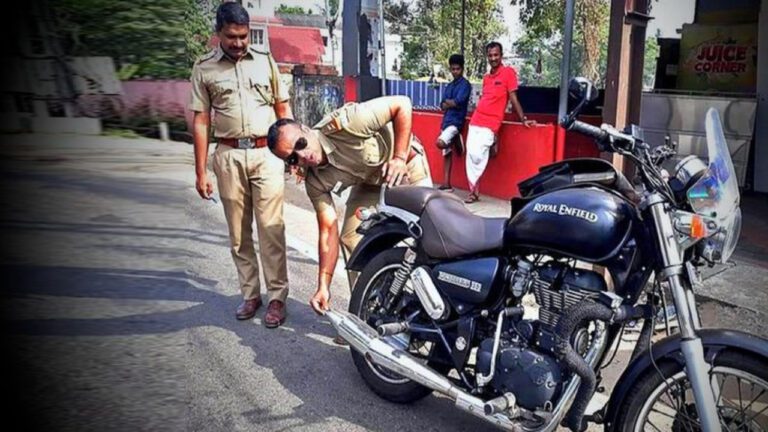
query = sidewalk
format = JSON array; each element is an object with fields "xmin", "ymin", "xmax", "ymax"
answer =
[{"xmin": 452, "ymin": 188, "xmax": 768, "ymax": 315}]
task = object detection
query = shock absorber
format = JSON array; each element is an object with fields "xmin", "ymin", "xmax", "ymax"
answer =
[{"xmin": 384, "ymin": 248, "xmax": 417, "ymax": 310}]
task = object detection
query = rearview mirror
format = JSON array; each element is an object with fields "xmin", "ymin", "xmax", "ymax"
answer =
[{"xmin": 568, "ymin": 77, "xmax": 598, "ymax": 103}]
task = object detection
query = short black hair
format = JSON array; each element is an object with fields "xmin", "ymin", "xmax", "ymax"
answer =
[
  {"xmin": 267, "ymin": 118, "xmax": 301, "ymax": 150},
  {"xmin": 448, "ymin": 54, "xmax": 464, "ymax": 68},
  {"xmin": 215, "ymin": 2, "xmax": 250, "ymax": 32},
  {"xmin": 485, "ymin": 41, "xmax": 503, "ymax": 53}
]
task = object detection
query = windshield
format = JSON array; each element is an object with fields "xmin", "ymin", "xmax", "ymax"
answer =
[{"xmin": 687, "ymin": 108, "xmax": 740, "ymax": 223}]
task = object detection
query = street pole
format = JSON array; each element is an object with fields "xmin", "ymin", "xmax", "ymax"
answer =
[
  {"xmin": 558, "ymin": 0, "xmax": 576, "ymax": 123},
  {"xmin": 379, "ymin": 0, "xmax": 386, "ymax": 95},
  {"xmin": 461, "ymin": 0, "xmax": 466, "ymax": 56}
]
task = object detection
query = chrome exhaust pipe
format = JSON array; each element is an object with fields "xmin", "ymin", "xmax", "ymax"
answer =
[{"xmin": 325, "ymin": 309, "xmax": 521, "ymax": 431}]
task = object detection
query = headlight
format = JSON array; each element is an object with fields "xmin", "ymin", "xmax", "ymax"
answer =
[
  {"xmin": 674, "ymin": 155, "xmax": 707, "ymax": 189},
  {"xmin": 699, "ymin": 208, "xmax": 742, "ymax": 263}
]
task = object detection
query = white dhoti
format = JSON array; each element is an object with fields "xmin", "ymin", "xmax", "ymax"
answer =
[{"xmin": 464, "ymin": 125, "xmax": 495, "ymax": 190}]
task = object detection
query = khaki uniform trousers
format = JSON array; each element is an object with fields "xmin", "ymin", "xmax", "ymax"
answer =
[{"xmin": 212, "ymin": 144, "xmax": 288, "ymax": 303}]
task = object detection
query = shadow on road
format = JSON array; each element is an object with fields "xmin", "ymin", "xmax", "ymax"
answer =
[{"xmin": 2, "ymin": 264, "xmax": 492, "ymax": 432}]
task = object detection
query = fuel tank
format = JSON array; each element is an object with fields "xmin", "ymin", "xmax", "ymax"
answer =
[{"xmin": 504, "ymin": 187, "xmax": 636, "ymax": 262}]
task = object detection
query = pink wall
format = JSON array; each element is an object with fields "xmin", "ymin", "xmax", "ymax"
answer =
[{"xmin": 120, "ymin": 80, "xmax": 193, "ymax": 129}]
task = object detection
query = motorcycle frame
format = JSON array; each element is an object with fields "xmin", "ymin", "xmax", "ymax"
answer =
[{"xmin": 644, "ymin": 192, "xmax": 722, "ymax": 432}]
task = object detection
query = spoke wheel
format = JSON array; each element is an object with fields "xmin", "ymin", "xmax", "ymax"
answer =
[
  {"xmin": 616, "ymin": 350, "xmax": 768, "ymax": 432},
  {"xmin": 348, "ymin": 248, "xmax": 442, "ymax": 404}
]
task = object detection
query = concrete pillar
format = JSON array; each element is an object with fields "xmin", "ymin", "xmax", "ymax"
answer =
[{"xmin": 755, "ymin": 0, "xmax": 768, "ymax": 192}]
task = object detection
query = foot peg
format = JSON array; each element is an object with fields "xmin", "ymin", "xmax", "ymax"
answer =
[
  {"xmin": 376, "ymin": 321, "xmax": 410, "ymax": 337},
  {"xmin": 484, "ymin": 393, "xmax": 517, "ymax": 416}
]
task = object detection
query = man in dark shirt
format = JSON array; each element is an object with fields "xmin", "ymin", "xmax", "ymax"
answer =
[{"xmin": 436, "ymin": 54, "xmax": 471, "ymax": 192}]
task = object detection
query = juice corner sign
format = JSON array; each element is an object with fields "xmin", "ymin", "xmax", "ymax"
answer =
[{"xmin": 677, "ymin": 23, "xmax": 758, "ymax": 93}]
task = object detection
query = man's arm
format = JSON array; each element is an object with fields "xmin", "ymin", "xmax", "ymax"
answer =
[
  {"xmin": 193, "ymin": 111, "xmax": 214, "ymax": 199},
  {"xmin": 309, "ymin": 205, "xmax": 340, "ymax": 314},
  {"xmin": 274, "ymin": 99, "xmax": 293, "ymax": 120},
  {"xmin": 381, "ymin": 96, "xmax": 412, "ymax": 186},
  {"xmin": 455, "ymin": 81, "xmax": 471, "ymax": 109},
  {"xmin": 355, "ymin": 96, "xmax": 413, "ymax": 186},
  {"xmin": 509, "ymin": 91, "xmax": 535, "ymax": 128},
  {"xmin": 269, "ymin": 52, "xmax": 293, "ymax": 120}
]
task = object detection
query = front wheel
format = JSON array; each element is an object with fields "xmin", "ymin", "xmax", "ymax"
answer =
[
  {"xmin": 614, "ymin": 350, "xmax": 768, "ymax": 432},
  {"xmin": 348, "ymin": 247, "xmax": 439, "ymax": 404}
]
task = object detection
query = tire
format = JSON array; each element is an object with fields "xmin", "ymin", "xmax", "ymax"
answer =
[
  {"xmin": 613, "ymin": 349, "xmax": 768, "ymax": 432},
  {"xmin": 348, "ymin": 247, "xmax": 434, "ymax": 404}
]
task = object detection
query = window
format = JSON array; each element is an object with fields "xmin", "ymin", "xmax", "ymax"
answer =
[
  {"xmin": 250, "ymin": 29, "xmax": 265, "ymax": 46},
  {"xmin": 322, "ymin": 36, "xmax": 328, "ymax": 47}
]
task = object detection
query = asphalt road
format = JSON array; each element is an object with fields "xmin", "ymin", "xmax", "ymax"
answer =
[{"xmin": 2, "ymin": 134, "xmax": 765, "ymax": 432}]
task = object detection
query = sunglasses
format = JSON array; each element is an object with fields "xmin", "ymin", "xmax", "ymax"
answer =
[{"xmin": 285, "ymin": 137, "xmax": 308, "ymax": 166}]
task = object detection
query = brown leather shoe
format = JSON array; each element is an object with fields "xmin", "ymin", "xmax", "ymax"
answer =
[
  {"xmin": 264, "ymin": 300, "xmax": 286, "ymax": 328},
  {"xmin": 236, "ymin": 298, "xmax": 262, "ymax": 320}
]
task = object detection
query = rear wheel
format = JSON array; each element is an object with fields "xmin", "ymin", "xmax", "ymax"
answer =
[
  {"xmin": 614, "ymin": 350, "xmax": 768, "ymax": 432},
  {"xmin": 348, "ymin": 247, "xmax": 440, "ymax": 404}
]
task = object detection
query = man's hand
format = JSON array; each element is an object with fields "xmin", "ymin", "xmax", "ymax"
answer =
[
  {"xmin": 290, "ymin": 165, "xmax": 305, "ymax": 184},
  {"xmin": 310, "ymin": 287, "xmax": 331, "ymax": 315},
  {"xmin": 196, "ymin": 172, "xmax": 214, "ymax": 199},
  {"xmin": 382, "ymin": 157, "xmax": 408, "ymax": 187},
  {"xmin": 523, "ymin": 119, "xmax": 537, "ymax": 129}
]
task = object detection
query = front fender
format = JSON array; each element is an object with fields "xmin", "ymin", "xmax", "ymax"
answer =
[
  {"xmin": 346, "ymin": 219, "xmax": 412, "ymax": 271},
  {"xmin": 604, "ymin": 328, "xmax": 768, "ymax": 431}
]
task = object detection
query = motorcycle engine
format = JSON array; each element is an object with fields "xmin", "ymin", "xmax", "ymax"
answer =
[{"xmin": 476, "ymin": 261, "xmax": 606, "ymax": 411}]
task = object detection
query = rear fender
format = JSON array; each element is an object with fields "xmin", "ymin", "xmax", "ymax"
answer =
[
  {"xmin": 603, "ymin": 329, "xmax": 768, "ymax": 431},
  {"xmin": 346, "ymin": 219, "xmax": 412, "ymax": 271}
]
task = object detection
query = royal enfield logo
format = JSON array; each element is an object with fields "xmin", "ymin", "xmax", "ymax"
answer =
[
  {"xmin": 437, "ymin": 271, "xmax": 482, "ymax": 292},
  {"xmin": 533, "ymin": 203, "xmax": 599, "ymax": 223}
]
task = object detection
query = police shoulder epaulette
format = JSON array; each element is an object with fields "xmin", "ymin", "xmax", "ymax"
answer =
[
  {"xmin": 196, "ymin": 49, "xmax": 217, "ymax": 64},
  {"xmin": 249, "ymin": 46, "xmax": 270, "ymax": 55},
  {"xmin": 319, "ymin": 115, "xmax": 343, "ymax": 134}
]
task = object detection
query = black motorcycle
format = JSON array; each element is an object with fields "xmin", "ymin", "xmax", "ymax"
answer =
[{"xmin": 325, "ymin": 77, "xmax": 768, "ymax": 432}]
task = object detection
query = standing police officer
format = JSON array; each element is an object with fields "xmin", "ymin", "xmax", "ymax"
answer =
[
  {"xmin": 190, "ymin": 2, "xmax": 291, "ymax": 327},
  {"xmin": 266, "ymin": 96, "xmax": 432, "ymax": 316}
]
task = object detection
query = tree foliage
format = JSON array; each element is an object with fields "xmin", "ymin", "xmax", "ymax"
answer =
[
  {"xmin": 511, "ymin": 0, "xmax": 660, "ymax": 89},
  {"xmin": 276, "ymin": 4, "xmax": 311, "ymax": 15},
  {"xmin": 510, "ymin": 0, "xmax": 609, "ymax": 86},
  {"xmin": 53, "ymin": 0, "xmax": 214, "ymax": 80},
  {"xmin": 385, "ymin": 0, "xmax": 506, "ymax": 80}
]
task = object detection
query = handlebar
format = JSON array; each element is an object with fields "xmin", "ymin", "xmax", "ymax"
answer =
[
  {"xmin": 561, "ymin": 117, "xmax": 638, "ymax": 153},
  {"xmin": 569, "ymin": 120, "xmax": 609, "ymax": 142}
]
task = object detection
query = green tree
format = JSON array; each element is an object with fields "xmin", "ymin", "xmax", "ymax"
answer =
[
  {"xmin": 185, "ymin": 0, "xmax": 216, "ymax": 75},
  {"xmin": 54, "ymin": 0, "xmax": 213, "ymax": 79},
  {"xmin": 511, "ymin": 0, "xmax": 660, "ymax": 89},
  {"xmin": 276, "ymin": 4, "xmax": 310, "ymax": 15},
  {"xmin": 510, "ymin": 0, "xmax": 609, "ymax": 86},
  {"xmin": 386, "ymin": 0, "xmax": 506, "ymax": 81}
]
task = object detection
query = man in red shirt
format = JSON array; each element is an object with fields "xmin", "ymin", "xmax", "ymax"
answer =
[{"xmin": 464, "ymin": 41, "xmax": 535, "ymax": 203}]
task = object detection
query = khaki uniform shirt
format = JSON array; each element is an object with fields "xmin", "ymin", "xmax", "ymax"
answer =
[
  {"xmin": 305, "ymin": 100, "xmax": 430, "ymax": 213},
  {"xmin": 189, "ymin": 45, "xmax": 288, "ymax": 138}
]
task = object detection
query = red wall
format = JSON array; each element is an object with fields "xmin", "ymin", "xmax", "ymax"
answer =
[{"xmin": 412, "ymin": 111, "xmax": 601, "ymax": 199}]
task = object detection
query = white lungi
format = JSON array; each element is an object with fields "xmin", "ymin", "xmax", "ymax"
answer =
[{"xmin": 464, "ymin": 125, "xmax": 495, "ymax": 189}]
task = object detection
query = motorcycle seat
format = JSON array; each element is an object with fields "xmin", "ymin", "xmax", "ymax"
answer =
[
  {"xmin": 420, "ymin": 197, "xmax": 507, "ymax": 259},
  {"xmin": 384, "ymin": 186, "xmax": 462, "ymax": 215}
]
